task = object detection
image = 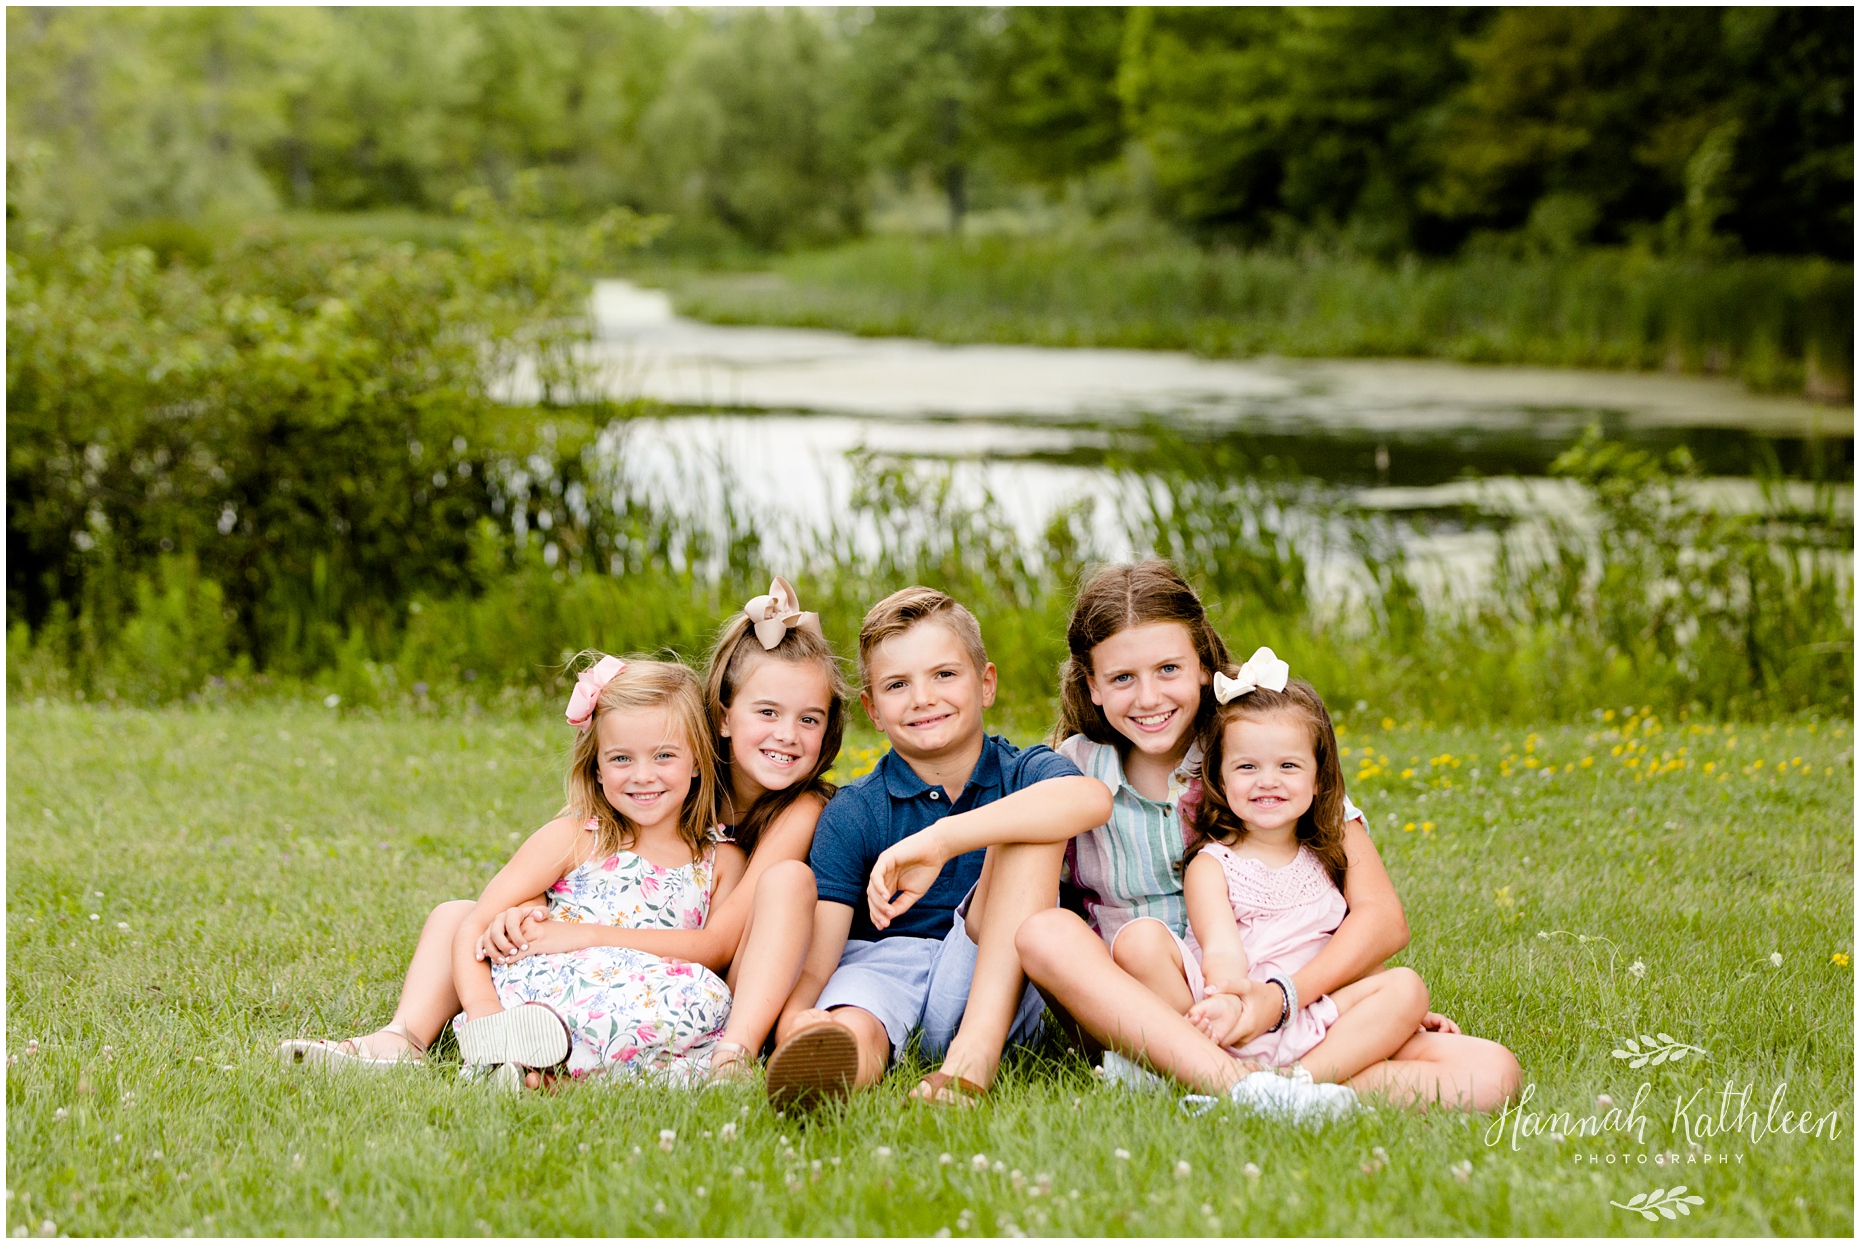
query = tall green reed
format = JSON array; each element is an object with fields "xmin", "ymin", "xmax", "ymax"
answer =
[
  {"xmin": 12, "ymin": 421, "xmax": 1848, "ymax": 726},
  {"xmin": 656, "ymin": 234, "xmax": 1854, "ymax": 399}
]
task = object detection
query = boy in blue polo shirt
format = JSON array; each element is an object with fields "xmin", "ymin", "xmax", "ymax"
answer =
[{"xmin": 767, "ymin": 586, "xmax": 1113, "ymax": 1107}]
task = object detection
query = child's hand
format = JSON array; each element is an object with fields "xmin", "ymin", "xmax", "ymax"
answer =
[
  {"xmin": 477, "ymin": 905, "xmax": 550, "ymax": 964},
  {"xmin": 866, "ymin": 827, "xmax": 951, "ymax": 931},
  {"xmin": 1420, "ymin": 1010, "xmax": 1462, "ymax": 1035},
  {"xmin": 1185, "ymin": 990, "xmax": 1249, "ymax": 1047},
  {"xmin": 494, "ymin": 917, "xmax": 583, "ymax": 959}
]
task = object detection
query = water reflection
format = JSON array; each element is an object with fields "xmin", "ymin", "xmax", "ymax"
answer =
[{"xmin": 540, "ymin": 280, "xmax": 1852, "ymax": 600}]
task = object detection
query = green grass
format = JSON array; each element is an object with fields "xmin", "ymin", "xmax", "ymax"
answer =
[
  {"xmin": 7, "ymin": 701, "xmax": 1852, "ymax": 1235},
  {"xmin": 648, "ymin": 233, "xmax": 1854, "ymax": 399}
]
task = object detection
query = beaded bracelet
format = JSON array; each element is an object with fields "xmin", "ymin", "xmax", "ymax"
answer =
[{"xmin": 1264, "ymin": 972, "xmax": 1298, "ymax": 1033}]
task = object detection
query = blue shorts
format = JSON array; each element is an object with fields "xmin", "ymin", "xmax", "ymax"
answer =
[{"xmin": 816, "ymin": 893, "xmax": 1046, "ymax": 1065}]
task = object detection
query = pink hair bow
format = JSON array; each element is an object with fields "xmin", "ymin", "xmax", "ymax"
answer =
[
  {"xmin": 565, "ymin": 655, "xmax": 627, "ymax": 730},
  {"xmin": 743, "ymin": 576, "xmax": 819, "ymax": 651}
]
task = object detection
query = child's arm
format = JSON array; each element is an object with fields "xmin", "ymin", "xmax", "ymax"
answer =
[
  {"xmin": 485, "ymin": 843, "xmax": 754, "ymax": 969},
  {"xmin": 866, "ymin": 775, "xmax": 1113, "ymax": 929},
  {"xmin": 482, "ymin": 797, "xmax": 823, "ymax": 972},
  {"xmin": 1286, "ymin": 818, "xmax": 1410, "ymax": 1004},
  {"xmin": 1180, "ymin": 853, "xmax": 1283, "ymax": 1047},
  {"xmin": 451, "ymin": 816, "xmax": 585, "ymax": 1020}
]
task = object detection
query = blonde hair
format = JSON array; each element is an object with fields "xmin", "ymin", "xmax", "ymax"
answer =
[
  {"xmin": 562, "ymin": 655, "xmax": 718, "ymax": 862},
  {"xmin": 1188, "ymin": 677, "xmax": 1349, "ymax": 890},
  {"xmin": 704, "ymin": 608, "xmax": 849, "ymax": 856},
  {"xmin": 857, "ymin": 586, "xmax": 989, "ymax": 690}
]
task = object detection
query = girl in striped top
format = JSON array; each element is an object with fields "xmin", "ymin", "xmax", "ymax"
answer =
[
  {"xmin": 1051, "ymin": 561, "xmax": 1361, "ymax": 948},
  {"xmin": 1019, "ymin": 561, "xmax": 1521, "ymax": 1111}
]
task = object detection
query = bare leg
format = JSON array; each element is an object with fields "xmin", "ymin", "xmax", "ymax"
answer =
[
  {"xmin": 1109, "ymin": 918, "xmax": 1196, "ymax": 1013},
  {"xmin": 926, "ymin": 840, "xmax": 1065, "ymax": 1091},
  {"xmin": 715, "ymin": 860, "xmax": 817, "ymax": 1068},
  {"xmin": 775, "ymin": 1005, "xmax": 891, "ymax": 1087},
  {"xmin": 1016, "ymin": 908, "xmax": 1252, "ymax": 1095},
  {"xmin": 1295, "ymin": 967, "xmax": 1430, "ymax": 1085},
  {"xmin": 1350, "ymin": 1029, "xmax": 1522, "ymax": 1111},
  {"xmin": 347, "ymin": 899, "xmax": 474, "ymax": 1056}
]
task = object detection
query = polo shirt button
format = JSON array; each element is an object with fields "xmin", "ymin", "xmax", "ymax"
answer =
[{"xmin": 929, "ymin": 791, "xmax": 940, "ymax": 800}]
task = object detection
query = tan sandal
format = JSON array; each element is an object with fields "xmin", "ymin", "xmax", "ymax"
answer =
[
  {"xmin": 766, "ymin": 1024, "xmax": 858, "ymax": 1110},
  {"xmin": 909, "ymin": 1069, "xmax": 987, "ymax": 1108},
  {"xmin": 705, "ymin": 1041, "xmax": 758, "ymax": 1088},
  {"xmin": 277, "ymin": 1021, "xmax": 426, "ymax": 1072}
]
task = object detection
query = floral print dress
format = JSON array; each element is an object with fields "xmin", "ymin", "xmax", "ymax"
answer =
[{"xmin": 462, "ymin": 825, "xmax": 733, "ymax": 1083}]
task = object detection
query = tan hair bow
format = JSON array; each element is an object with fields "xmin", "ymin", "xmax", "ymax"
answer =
[{"xmin": 743, "ymin": 576, "xmax": 820, "ymax": 650}]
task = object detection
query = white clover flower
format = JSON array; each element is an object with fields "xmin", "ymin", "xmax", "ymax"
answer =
[
  {"xmin": 52, "ymin": 1108, "xmax": 67, "ymax": 1122},
  {"xmin": 1242, "ymin": 1162, "xmax": 1261, "ymax": 1179},
  {"xmin": 971, "ymin": 1153, "xmax": 989, "ymax": 1172},
  {"xmin": 1450, "ymin": 1159, "xmax": 1472, "ymax": 1183},
  {"xmin": 1596, "ymin": 1094, "xmax": 1614, "ymax": 1108},
  {"xmin": 117, "ymin": 923, "xmax": 130, "ymax": 932},
  {"xmin": 1628, "ymin": 959, "xmax": 1647, "ymax": 979},
  {"xmin": 1173, "ymin": 1160, "xmax": 1192, "ymax": 1179},
  {"xmin": 939, "ymin": 1152, "xmax": 953, "ymax": 1166},
  {"xmin": 1113, "ymin": 1148, "xmax": 1130, "ymax": 1161},
  {"xmin": 873, "ymin": 1146, "xmax": 892, "ymax": 1160},
  {"xmin": 719, "ymin": 1122, "xmax": 736, "ymax": 1142},
  {"xmin": 658, "ymin": 1129, "xmax": 676, "ymax": 1152},
  {"xmin": 1770, "ymin": 952, "xmax": 1784, "ymax": 968}
]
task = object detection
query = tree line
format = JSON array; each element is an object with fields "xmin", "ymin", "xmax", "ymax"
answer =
[{"xmin": 7, "ymin": 6, "xmax": 1851, "ymax": 259}]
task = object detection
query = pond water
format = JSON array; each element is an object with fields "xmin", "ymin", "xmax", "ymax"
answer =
[{"xmin": 504, "ymin": 280, "xmax": 1853, "ymax": 597}]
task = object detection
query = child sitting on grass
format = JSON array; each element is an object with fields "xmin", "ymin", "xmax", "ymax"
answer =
[
  {"xmin": 763, "ymin": 586, "xmax": 1113, "ymax": 1108},
  {"xmin": 447, "ymin": 655, "xmax": 746, "ymax": 1086},
  {"xmin": 282, "ymin": 655, "xmax": 746, "ymax": 1087},
  {"xmin": 1017, "ymin": 562, "xmax": 1520, "ymax": 1113},
  {"xmin": 1029, "ymin": 648, "xmax": 1521, "ymax": 1115}
]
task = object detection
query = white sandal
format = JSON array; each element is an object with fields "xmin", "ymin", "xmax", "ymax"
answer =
[
  {"xmin": 276, "ymin": 1021, "xmax": 427, "ymax": 1072},
  {"xmin": 455, "ymin": 1003, "xmax": 570, "ymax": 1072}
]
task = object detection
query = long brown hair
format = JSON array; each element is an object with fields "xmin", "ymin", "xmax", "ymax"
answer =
[
  {"xmin": 1051, "ymin": 560, "xmax": 1232, "ymax": 750},
  {"xmin": 704, "ymin": 608, "xmax": 848, "ymax": 857},
  {"xmin": 562, "ymin": 655, "xmax": 718, "ymax": 863},
  {"xmin": 1188, "ymin": 677, "xmax": 1349, "ymax": 890}
]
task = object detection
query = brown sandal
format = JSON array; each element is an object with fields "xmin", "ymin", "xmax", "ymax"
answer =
[
  {"xmin": 765, "ymin": 1024, "xmax": 859, "ymax": 1111},
  {"xmin": 909, "ymin": 1069, "xmax": 987, "ymax": 1108}
]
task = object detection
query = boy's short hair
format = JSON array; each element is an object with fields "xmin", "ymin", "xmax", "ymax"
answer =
[{"xmin": 858, "ymin": 586, "xmax": 989, "ymax": 690}]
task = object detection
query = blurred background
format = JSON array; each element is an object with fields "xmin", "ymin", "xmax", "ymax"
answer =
[{"xmin": 7, "ymin": 6, "xmax": 1853, "ymax": 728}]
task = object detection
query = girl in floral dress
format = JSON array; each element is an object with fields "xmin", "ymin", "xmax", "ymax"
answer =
[{"xmin": 446, "ymin": 655, "xmax": 745, "ymax": 1085}]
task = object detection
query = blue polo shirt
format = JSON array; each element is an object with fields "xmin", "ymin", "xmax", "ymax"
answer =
[{"xmin": 809, "ymin": 734, "xmax": 1082, "ymax": 942}]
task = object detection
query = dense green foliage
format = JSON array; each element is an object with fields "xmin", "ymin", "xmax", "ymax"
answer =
[
  {"xmin": 661, "ymin": 233, "xmax": 1853, "ymax": 395},
  {"xmin": 5, "ymin": 203, "xmax": 651, "ymax": 680},
  {"xmin": 8, "ymin": 7, "xmax": 1851, "ymax": 259},
  {"xmin": 7, "ymin": 705, "xmax": 1853, "ymax": 1234}
]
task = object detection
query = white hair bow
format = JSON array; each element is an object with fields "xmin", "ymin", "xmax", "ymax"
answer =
[{"xmin": 1212, "ymin": 647, "xmax": 1290, "ymax": 704}]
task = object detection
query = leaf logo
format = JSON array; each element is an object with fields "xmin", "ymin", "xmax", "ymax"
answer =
[
  {"xmin": 1610, "ymin": 1187, "xmax": 1705, "ymax": 1221},
  {"xmin": 1611, "ymin": 1033, "xmax": 1707, "ymax": 1068}
]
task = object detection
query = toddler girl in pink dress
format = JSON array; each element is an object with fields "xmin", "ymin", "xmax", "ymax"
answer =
[{"xmin": 1112, "ymin": 648, "xmax": 1432, "ymax": 1097}]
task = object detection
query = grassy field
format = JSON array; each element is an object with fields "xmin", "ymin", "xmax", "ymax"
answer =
[
  {"xmin": 648, "ymin": 234, "xmax": 1854, "ymax": 399},
  {"xmin": 6, "ymin": 700, "xmax": 1852, "ymax": 1235}
]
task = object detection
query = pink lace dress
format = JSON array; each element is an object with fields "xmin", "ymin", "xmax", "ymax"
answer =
[
  {"xmin": 1127, "ymin": 841, "xmax": 1348, "ymax": 1067},
  {"xmin": 456, "ymin": 827, "xmax": 732, "ymax": 1083}
]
